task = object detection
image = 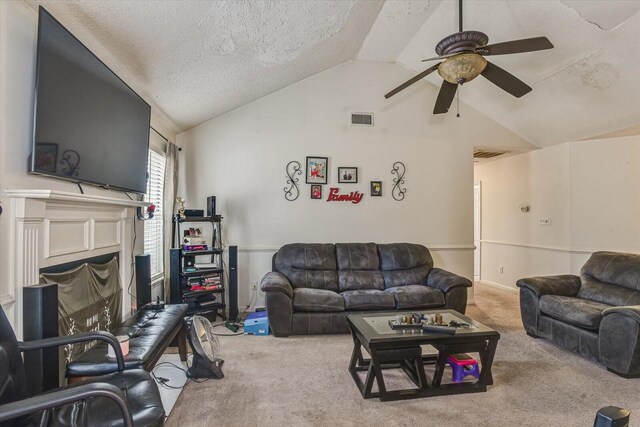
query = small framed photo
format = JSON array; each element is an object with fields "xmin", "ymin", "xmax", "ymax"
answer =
[
  {"xmin": 338, "ymin": 167, "xmax": 358, "ymax": 184},
  {"xmin": 306, "ymin": 156, "xmax": 328, "ymax": 184},
  {"xmin": 34, "ymin": 143, "xmax": 58, "ymax": 173},
  {"xmin": 370, "ymin": 181, "xmax": 382, "ymax": 196},
  {"xmin": 310, "ymin": 185, "xmax": 322, "ymax": 200}
]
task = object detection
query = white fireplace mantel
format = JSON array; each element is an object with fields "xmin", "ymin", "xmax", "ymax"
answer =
[{"xmin": 5, "ymin": 189, "xmax": 146, "ymax": 337}]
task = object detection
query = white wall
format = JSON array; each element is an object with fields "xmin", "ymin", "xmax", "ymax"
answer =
[
  {"xmin": 475, "ymin": 135, "xmax": 640, "ymax": 290},
  {"xmin": 0, "ymin": 1, "xmax": 176, "ymax": 325},
  {"xmin": 178, "ymin": 59, "xmax": 533, "ymax": 308}
]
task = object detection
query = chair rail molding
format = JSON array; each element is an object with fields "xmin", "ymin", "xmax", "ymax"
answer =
[{"xmin": 5, "ymin": 189, "xmax": 145, "ymax": 338}]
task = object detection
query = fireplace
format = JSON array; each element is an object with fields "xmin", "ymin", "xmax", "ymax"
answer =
[{"xmin": 3, "ymin": 189, "xmax": 147, "ymax": 339}]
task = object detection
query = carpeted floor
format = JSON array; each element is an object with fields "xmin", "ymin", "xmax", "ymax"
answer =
[{"xmin": 166, "ymin": 283, "xmax": 640, "ymax": 427}]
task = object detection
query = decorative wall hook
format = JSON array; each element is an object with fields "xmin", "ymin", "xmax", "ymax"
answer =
[
  {"xmin": 391, "ymin": 161, "xmax": 407, "ymax": 201},
  {"xmin": 60, "ymin": 149, "xmax": 80, "ymax": 177},
  {"xmin": 284, "ymin": 161, "xmax": 302, "ymax": 201}
]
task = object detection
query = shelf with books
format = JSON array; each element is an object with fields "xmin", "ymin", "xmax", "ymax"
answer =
[{"xmin": 170, "ymin": 214, "xmax": 226, "ymax": 320}]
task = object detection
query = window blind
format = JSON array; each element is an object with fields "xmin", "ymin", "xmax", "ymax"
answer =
[{"xmin": 144, "ymin": 149, "xmax": 166, "ymax": 281}]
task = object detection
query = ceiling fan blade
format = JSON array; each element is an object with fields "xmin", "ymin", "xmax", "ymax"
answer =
[
  {"xmin": 478, "ymin": 37, "xmax": 553, "ymax": 56},
  {"xmin": 433, "ymin": 80, "xmax": 458, "ymax": 114},
  {"xmin": 384, "ymin": 63, "xmax": 440, "ymax": 99},
  {"xmin": 421, "ymin": 52, "xmax": 460, "ymax": 62},
  {"xmin": 481, "ymin": 61, "xmax": 532, "ymax": 98}
]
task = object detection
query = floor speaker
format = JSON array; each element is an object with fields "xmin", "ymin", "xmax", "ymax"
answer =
[
  {"xmin": 228, "ymin": 245, "xmax": 239, "ymax": 321},
  {"xmin": 135, "ymin": 254, "xmax": 152, "ymax": 309},
  {"xmin": 23, "ymin": 283, "xmax": 59, "ymax": 396}
]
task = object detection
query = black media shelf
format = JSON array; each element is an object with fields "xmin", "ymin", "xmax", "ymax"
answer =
[{"xmin": 170, "ymin": 215, "xmax": 226, "ymax": 321}]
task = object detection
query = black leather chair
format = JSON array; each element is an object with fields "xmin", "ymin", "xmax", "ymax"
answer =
[{"xmin": 0, "ymin": 307, "xmax": 164, "ymax": 426}]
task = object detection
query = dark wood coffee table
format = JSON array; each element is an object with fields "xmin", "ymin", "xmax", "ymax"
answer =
[{"xmin": 347, "ymin": 309, "xmax": 500, "ymax": 401}]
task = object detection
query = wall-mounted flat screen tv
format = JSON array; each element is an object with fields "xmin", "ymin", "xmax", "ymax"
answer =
[{"xmin": 30, "ymin": 7, "xmax": 151, "ymax": 194}]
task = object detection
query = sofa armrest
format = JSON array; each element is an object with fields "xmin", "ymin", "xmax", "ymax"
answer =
[
  {"xmin": 427, "ymin": 268, "xmax": 472, "ymax": 293},
  {"xmin": 516, "ymin": 275, "xmax": 580, "ymax": 298},
  {"xmin": 603, "ymin": 306, "xmax": 640, "ymax": 323},
  {"xmin": 260, "ymin": 272, "xmax": 293, "ymax": 298}
]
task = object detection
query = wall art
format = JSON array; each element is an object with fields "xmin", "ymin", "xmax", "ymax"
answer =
[
  {"xmin": 338, "ymin": 167, "xmax": 358, "ymax": 184},
  {"xmin": 326, "ymin": 188, "xmax": 363, "ymax": 204},
  {"xmin": 370, "ymin": 181, "xmax": 382, "ymax": 197},
  {"xmin": 306, "ymin": 156, "xmax": 328, "ymax": 184},
  {"xmin": 391, "ymin": 161, "xmax": 406, "ymax": 201},
  {"xmin": 284, "ymin": 161, "xmax": 302, "ymax": 201},
  {"xmin": 310, "ymin": 185, "xmax": 322, "ymax": 200}
]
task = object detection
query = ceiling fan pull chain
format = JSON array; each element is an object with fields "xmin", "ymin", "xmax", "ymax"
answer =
[{"xmin": 456, "ymin": 89, "xmax": 460, "ymax": 118}]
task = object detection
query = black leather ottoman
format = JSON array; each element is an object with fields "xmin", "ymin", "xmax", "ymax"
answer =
[{"xmin": 66, "ymin": 304, "xmax": 188, "ymax": 378}]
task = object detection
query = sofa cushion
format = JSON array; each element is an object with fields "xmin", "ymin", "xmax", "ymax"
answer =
[
  {"xmin": 581, "ymin": 251, "xmax": 640, "ymax": 291},
  {"xmin": 293, "ymin": 288, "xmax": 344, "ymax": 312},
  {"xmin": 539, "ymin": 295, "xmax": 612, "ymax": 330},
  {"xmin": 341, "ymin": 290, "xmax": 395, "ymax": 311},
  {"xmin": 274, "ymin": 243, "xmax": 339, "ymax": 291},
  {"xmin": 336, "ymin": 243, "xmax": 380, "ymax": 270},
  {"xmin": 378, "ymin": 244, "xmax": 433, "ymax": 288},
  {"xmin": 385, "ymin": 285, "xmax": 445, "ymax": 309},
  {"xmin": 578, "ymin": 251, "xmax": 640, "ymax": 307},
  {"xmin": 338, "ymin": 271, "xmax": 385, "ymax": 292}
]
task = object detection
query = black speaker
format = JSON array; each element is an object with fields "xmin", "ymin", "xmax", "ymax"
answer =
[
  {"xmin": 228, "ymin": 245, "xmax": 239, "ymax": 321},
  {"xmin": 170, "ymin": 248, "xmax": 182, "ymax": 304},
  {"xmin": 207, "ymin": 196, "xmax": 216, "ymax": 217},
  {"xmin": 135, "ymin": 254, "xmax": 152, "ymax": 309},
  {"xmin": 23, "ymin": 283, "xmax": 59, "ymax": 396}
]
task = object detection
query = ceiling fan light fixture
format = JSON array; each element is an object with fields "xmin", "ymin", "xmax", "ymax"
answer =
[{"xmin": 438, "ymin": 53, "xmax": 487, "ymax": 85}]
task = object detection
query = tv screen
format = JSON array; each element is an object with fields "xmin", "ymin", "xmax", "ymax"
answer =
[{"xmin": 31, "ymin": 7, "xmax": 151, "ymax": 194}]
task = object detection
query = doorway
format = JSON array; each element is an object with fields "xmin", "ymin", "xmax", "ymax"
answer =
[{"xmin": 474, "ymin": 183, "xmax": 481, "ymax": 281}]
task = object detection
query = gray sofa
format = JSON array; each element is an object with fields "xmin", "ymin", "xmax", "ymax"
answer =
[
  {"xmin": 260, "ymin": 243, "xmax": 472, "ymax": 337},
  {"xmin": 517, "ymin": 251, "xmax": 640, "ymax": 377}
]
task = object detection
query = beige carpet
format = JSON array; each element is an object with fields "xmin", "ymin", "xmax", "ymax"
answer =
[{"xmin": 166, "ymin": 284, "xmax": 640, "ymax": 427}]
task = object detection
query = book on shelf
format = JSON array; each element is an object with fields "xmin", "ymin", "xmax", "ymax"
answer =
[{"xmin": 182, "ymin": 245, "xmax": 208, "ymax": 251}]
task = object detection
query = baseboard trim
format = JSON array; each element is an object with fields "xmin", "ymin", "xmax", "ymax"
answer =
[{"xmin": 477, "ymin": 280, "xmax": 519, "ymax": 294}]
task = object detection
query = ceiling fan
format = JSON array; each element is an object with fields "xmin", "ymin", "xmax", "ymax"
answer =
[{"xmin": 385, "ymin": 0, "xmax": 554, "ymax": 115}]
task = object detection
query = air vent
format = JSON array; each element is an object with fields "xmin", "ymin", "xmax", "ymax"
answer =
[
  {"xmin": 351, "ymin": 113, "xmax": 373, "ymax": 126},
  {"xmin": 474, "ymin": 149, "xmax": 508, "ymax": 159}
]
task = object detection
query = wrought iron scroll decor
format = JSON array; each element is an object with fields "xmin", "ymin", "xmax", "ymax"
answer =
[
  {"xmin": 60, "ymin": 149, "xmax": 80, "ymax": 177},
  {"xmin": 391, "ymin": 161, "xmax": 407, "ymax": 201},
  {"xmin": 284, "ymin": 161, "xmax": 302, "ymax": 201}
]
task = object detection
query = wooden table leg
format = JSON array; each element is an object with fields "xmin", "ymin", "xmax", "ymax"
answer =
[
  {"xmin": 178, "ymin": 319, "xmax": 188, "ymax": 362},
  {"xmin": 478, "ymin": 337, "xmax": 498, "ymax": 386}
]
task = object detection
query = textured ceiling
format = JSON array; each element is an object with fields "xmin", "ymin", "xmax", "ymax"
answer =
[
  {"xmin": 30, "ymin": 0, "xmax": 383, "ymax": 131},
  {"xmin": 27, "ymin": 0, "xmax": 640, "ymax": 146}
]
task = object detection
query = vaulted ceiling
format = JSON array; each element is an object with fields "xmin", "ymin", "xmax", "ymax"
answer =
[{"xmin": 29, "ymin": 0, "xmax": 640, "ymax": 147}]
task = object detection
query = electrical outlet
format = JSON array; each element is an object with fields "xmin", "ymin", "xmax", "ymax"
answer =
[
  {"xmin": 251, "ymin": 281, "xmax": 258, "ymax": 290},
  {"xmin": 499, "ymin": 266, "xmax": 504, "ymax": 274},
  {"xmin": 538, "ymin": 218, "xmax": 551, "ymax": 225}
]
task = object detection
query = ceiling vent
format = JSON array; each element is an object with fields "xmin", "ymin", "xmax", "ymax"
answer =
[
  {"xmin": 474, "ymin": 149, "xmax": 508, "ymax": 159},
  {"xmin": 351, "ymin": 113, "xmax": 373, "ymax": 126}
]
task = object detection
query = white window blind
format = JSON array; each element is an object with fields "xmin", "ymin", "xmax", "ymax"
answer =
[{"xmin": 144, "ymin": 149, "xmax": 166, "ymax": 281}]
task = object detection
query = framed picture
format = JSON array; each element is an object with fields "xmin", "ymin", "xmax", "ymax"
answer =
[
  {"xmin": 338, "ymin": 167, "xmax": 358, "ymax": 184},
  {"xmin": 310, "ymin": 185, "xmax": 322, "ymax": 200},
  {"xmin": 306, "ymin": 156, "xmax": 328, "ymax": 184},
  {"xmin": 34, "ymin": 143, "xmax": 58, "ymax": 173},
  {"xmin": 370, "ymin": 181, "xmax": 382, "ymax": 196}
]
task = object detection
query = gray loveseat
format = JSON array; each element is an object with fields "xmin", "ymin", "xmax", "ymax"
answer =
[
  {"xmin": 517, "ymin": 251, "xmax": 640, "ymax": 377},
  {"xmin": 260, "ymin": 243, "xmax": 472, "ymax": 337}
]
